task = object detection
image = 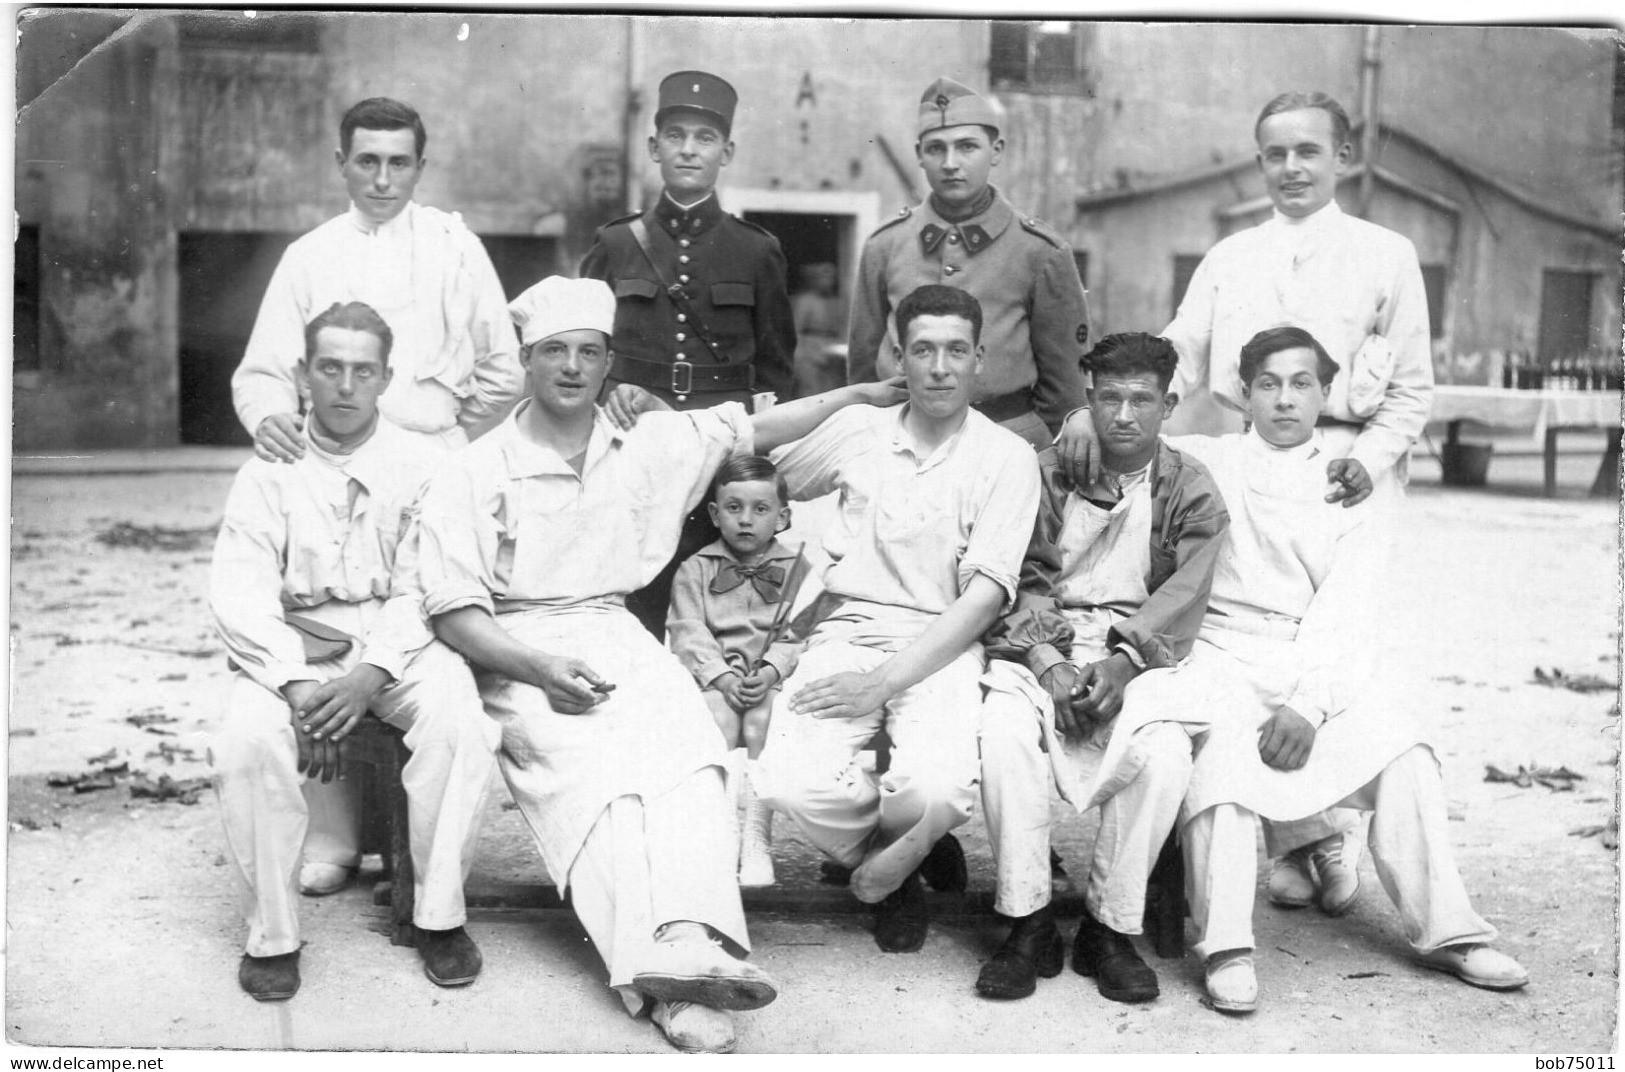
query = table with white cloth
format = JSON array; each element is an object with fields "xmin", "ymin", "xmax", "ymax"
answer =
[{"xmin": 1428, "ymin": 386, "xmax": 1620, "ymax": 497}]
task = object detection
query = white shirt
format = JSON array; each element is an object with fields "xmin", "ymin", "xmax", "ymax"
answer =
[
  {"xmin": 233, "ymin": 201, "xmax": 522, "ymax": 439},
  {"xmin": 1164, "ymin": 200, "xmax": 1435, "ymax": 476},
  {"xmin": 209, "ymin": 419, "xmax": 445, "ymax": 694}
]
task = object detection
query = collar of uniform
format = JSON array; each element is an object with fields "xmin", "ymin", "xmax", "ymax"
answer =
[
  {"xmin": 1244, "ymin": 424, "xmax": 1323, "ymax": 461},
  {"xmin": 347, "ymin": 199, "xmax": 416, "ymax": 237},
  {"xmin": 1269, "ymin": 197, "xmax": 1343, "ymax": 236},
  {"xmin": 918, "ymin": 185, "xmax": 1013, "ymax": 255},
  {"xmin": 302, "ymin": 417, "xmax": 404, "ymax": 500},
  {"xmin": 887, "ymin": 403, "xmax": 974, "ymax": 471},
  {"xmin": 692, "ymin": 536, "xmax": 799, "ymax": 567},
  {"xmin": 498, "ymin": 399, "xmax": 626, "ymax": 478},
  {"xmin": 655, "ymin": 190, "xmax": 724, "ymax": 238}
]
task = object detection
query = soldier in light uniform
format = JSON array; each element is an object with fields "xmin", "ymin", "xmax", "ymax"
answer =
[
  {"xmin": 846, "ymin": 76, "xmax": 1091, "ymax": 451},
  {"xmin": 580, "ymin": 70, "xmax": 797, "ymax": 638}
]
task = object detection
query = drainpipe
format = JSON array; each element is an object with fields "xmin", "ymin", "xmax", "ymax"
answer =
[
  {"xmin": 623, "ymin": 17, "xmax": 644, "ymax": 215},
  {"xmin": 1356, "ymin": 25, "xmax": 1382, "ymax": 219}
]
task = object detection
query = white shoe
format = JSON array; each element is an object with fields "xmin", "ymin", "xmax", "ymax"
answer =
[
  {"xmin": 633, "ymin": 934, "xmax": 779, "ymax": 1011},
  {"xmin": 1416, "ymin": 943, "xmax": 1529, "ymax": 991},
  {"xmin": 738, "ymin": 779, "xmax": 777, "ymax": 888},
  {"xmin": 298, "ymin": 862, "xmax": 354, "ymax": 896},
  {"xmin": 1307, "ymin": 833, "xmax": 1361, "ymax": 916},
  {"xmin": 651, "ymin": 1000, "xmax": 736, "ymax": 1053},
  {"xmin": 1267, "ymin": 850, "xmax": 1316, "ymax": 908},
  {"xmin": 1204, "ymin": 950, "xmax": 1258, "ymax": 1014}
]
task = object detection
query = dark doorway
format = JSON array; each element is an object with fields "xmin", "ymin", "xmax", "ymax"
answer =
[
  {"xmin": 1538, "ymin": 269, "xmax": 1595, "ymax": 361},
  {"xmin": 178, "ymin": 231, "xmax": 300, "ymax": 445},
  {"xmin": 15, "ymin": 223, "xmax": 41, "ymax": 371},
  {"xmin": 742, "ymin": 212, "xmax": 842, "ymax": 288},
  {"xmin": 481, "ymin": 236, "xmax": 561, "ymax": 300}
]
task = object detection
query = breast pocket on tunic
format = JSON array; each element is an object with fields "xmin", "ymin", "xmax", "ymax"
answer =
[
  {"xmin": 613, "ymin": 277, "xmax": 664, "ymax": 349},
  {"xmin": 709, "ymin": 282, "xmax": 756, "ymax": 358}
]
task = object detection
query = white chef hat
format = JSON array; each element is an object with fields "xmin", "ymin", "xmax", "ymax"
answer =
[{"xmin": 509, "ymin": 276, "xmax": 617, "ymax": 347}]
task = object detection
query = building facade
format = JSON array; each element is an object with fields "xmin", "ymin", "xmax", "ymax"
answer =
[{"xmin": 13, "ymin": 13, "xmax": 1621, "ymax": 449}]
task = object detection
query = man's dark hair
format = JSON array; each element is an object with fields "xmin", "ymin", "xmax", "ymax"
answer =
[
  {"xmin": 1237, "ymin": 325, "xmax": 1340, "ymax": 388},
  {"xmin": 895, "ymin": 285, "xmax": 983, "ymax": 346},
  {"xmin": 917, "ymin": 124, "xmax": 1001, "ymax": 147},
  {"xmin": 1254, "ymin": 91, "xmax": 1352, "ymax": 149},
  {"xmin": 304, "ymin": 301, "xmax": 394, "ymax": 366},
  {"xmin": 710, "ymin": 454, "xmax": 789, "ymax": 508},
  {"xmin": 1082, "ymin": 332, "xmax": 1180, "ymax": 392},
  {"xmin": 340, "ymin": 97, "xmax": 426, "ymax": 159}
]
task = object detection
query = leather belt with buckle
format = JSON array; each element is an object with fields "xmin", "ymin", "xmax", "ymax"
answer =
[{"xmin": 614, "ymin": 353, "xmax": 755, "ymax": 397}]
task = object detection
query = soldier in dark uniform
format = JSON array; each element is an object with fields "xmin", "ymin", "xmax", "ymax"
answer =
[
  {"xmin": 847, "ymin": 76, "xmax": 1090, "ymax": 451},
  {"xmin": 581, "ymin": 70, "xmax": 797, "ymax": 638}
]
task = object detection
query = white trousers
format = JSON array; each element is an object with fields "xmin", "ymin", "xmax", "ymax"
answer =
[
  {"xmin": 981, "ymin": 688, "xmax": 1196, "ymax": 928},
  {"xmin": 756, "ymin": 641, "xmax": 983, "ymax": 903},
  {"xmin": 560, "ymin": 768, "xmax": 751, "ymax": 1016},
  {"xmin": 1184, "ymin": 745, "xmax": 1497, "ymax": 961},
  {"xmin": 211, "ymin": 642, "xmax": 499, "ymax": 956}
]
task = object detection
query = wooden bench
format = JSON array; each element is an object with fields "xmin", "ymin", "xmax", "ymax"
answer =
[{"xmin": 348, "ymin": 719, "xmax": 416, "ymax": 946}]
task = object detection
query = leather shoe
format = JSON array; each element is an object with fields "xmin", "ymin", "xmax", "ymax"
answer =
[
  {"xmin": 1071, "ymin": 907, "xmax": 1158, "ymax": 1002},
  {"xmin": 1204, "ymin": 950, "xmax": 1258, "ymax": 1013},
  {"xmin": 1416, "ymin": 943, "xmax": 1528, "ymax": 991},
  {"xmin": 238, "ymin": 951, "xmax": 300, "ymax": 1001},
  {"xmin": 873, "ymin": 873, "xmax": 929, "ymax": 953},
  {"xmin": 975, "ymin": 908, "xmax": 1064, "ymax": 1000},
  {"xmin": 418, "ymin": 925, "xmax": 482, "ymax": 987},
  {"xmin": 1267, "ymin": 850, "xmax": 1316, "ymax": 908},
  {"xmin": 633, "ymin": 933, "xmax": 779, "ymax": 1010},
  {"xmin": 918, "ymin": 833, "xmax": 968, "ymax": 893},
  {"xmin": 651, "ymin": 1000, "xmax": 736, "ymax": 1053},
  {"xmin": 1307, "ymin": 833, "xmax": 1361, "ymax": 916},
  {"xmin": 298, "ymin": 862, "xmax": 354, "ymax": 897}
]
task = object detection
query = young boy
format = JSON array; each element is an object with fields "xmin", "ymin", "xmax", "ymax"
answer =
[
  {"xmin": 210, "ymin": 301, "xmax": 498, "ymax": 1001},
  {"xmin": 977, "ymin": 333, "xmax": 1228, "ymax": 1003},
  {"xmin": 667, "ymin": 456, "xmax": 806, "ymax": 887},
  {"xmin": 1122, "ymin": 325, "xmax": 1526, "ymax": 1012}
]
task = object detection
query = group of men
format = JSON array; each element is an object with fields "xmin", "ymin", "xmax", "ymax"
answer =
[{"xmin": 207, "ymin": 70, "xmax": 1525, "ymax": 1054}]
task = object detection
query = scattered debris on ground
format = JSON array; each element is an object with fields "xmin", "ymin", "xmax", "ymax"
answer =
[
  {"xmin": 1484, "ymin": 763, "xmax": 1585, "ymax": 791},
  {"xmin": 10, "ymin": 728, "xmax": 38, "ymax": 738},
  {"xmin": 94, "ymin": 522, "xmax": 218, "ymax": 553},
  {"xmin": 1569, "ymin": 816, "xmax": 1619, "ymax": 850},
  {"xmin": 1531, "ymin": 666, "xmax": 1619, "ymax": 694},
  {"xmin": 145, "ymin": 741, "xmax": 198, "ymax": 765},
  {"xmin": 125, "ymin": 711, "xmax": 176, "ymax": 728},
  {"xmin": 128, "ymin": 772, "xmax": 210, "ymax": 805}
]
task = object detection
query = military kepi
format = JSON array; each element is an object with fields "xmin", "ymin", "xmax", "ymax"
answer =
[
  {"xmin": 917, "ymin": 76, "xmax": 1000, "ymax": 137},
  {"xmin": 655, "ymin": 70, "xmax": 738, "ymax": 136}
]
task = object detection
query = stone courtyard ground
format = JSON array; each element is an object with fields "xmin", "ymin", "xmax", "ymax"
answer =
[{"xmin": 4, "ymin": 444, "xmax": 1620, "ymax": 1058}]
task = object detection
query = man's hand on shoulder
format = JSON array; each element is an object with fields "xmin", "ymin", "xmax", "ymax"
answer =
[
  {"xmin": 1325, "ymin": 458, "xmax": 1372, "ymax": 508},
  {"xmin": 1257, "ymin": 705, "xmax": 1317, "ymax": 771},
  {"xmin": 790, "ymin": 670, "xmax": 891, "ymax": 721},
  {"xmin": 1073, "ymin": 651, "xmax": 1136, "ymax": 723},
  {"xmin": 857, "ymin": 375, "xmax": 909, "ymax": 409},
  {"xmin": 602, "ymin": 384, "xmax": 672, "ymax": 431},
  {"xmin": 255, "ymin": 413, "xmax": 306, "ymax": 464},
  {"xmin": 1054, "ymin": 408, "xmax": 1099, "ymax": 489}
]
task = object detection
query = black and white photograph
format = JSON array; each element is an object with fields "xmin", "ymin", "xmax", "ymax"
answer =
[{"xmin": 8, "ymin": 6, "xmax": 1621, "ymax": 1058}]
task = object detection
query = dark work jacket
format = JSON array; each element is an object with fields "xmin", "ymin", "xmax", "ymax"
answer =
[
  {"xmin": 580, "ymin": 193, "xmax": 796, "ymax": 411},
  {"xmin": 984, "ymin": 440, "xmax": 1229, "ymax": 677}
]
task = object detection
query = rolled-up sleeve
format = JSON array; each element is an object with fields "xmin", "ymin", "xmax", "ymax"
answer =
[
  {"xmin": 415, "ymin": 462, "xmax": 504, "ymax": 618},
  {"xmin": 454, "ymin": 232, "xmax": 525, "ymax": 430},
  {"xmin": 958, "ymin": 440, "xmax": 1042, "ymax": 611},
  {"xmin": 210, "ymin": 471, "xmax": 310, "ymax": 694},
  {"xmin": 1350, "ymin": 239, "xmax": 1434, "ymax": 476},
  {"xmin": 984, "ymin": 449, "xmax": 1074, "ymax": 675}
]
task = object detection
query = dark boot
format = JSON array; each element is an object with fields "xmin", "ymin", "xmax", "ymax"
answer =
[
  {"xmin": 918, "ymin": 833, "xmax": 969, "ymax": 893},
  {"xmin": 418, "ymin": 925, "xmax": 483, "ymax": 987},
  {"xmin": 975, "ymin": 906, "xmax": 1064, "ymax": 1000},
  {"xmin": 873, "ymin": 873, "xmax": 929, "ymax": 953},
  {"xmin": 238, "ymin": 950, "xmax": 300, "ymax": 1001},
  {"xmin": 1071, "ymin": 906, "xmax": 1159, "ymax": 1003}
]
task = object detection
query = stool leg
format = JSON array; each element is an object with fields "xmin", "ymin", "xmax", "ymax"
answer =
[
  {"xmin": 388, "ymin": 734, "xmax": 416, "ymax": 947},
  {"xmin": 1143, "ymin": 829, "xmax": 1187, "ymax": 959}
]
